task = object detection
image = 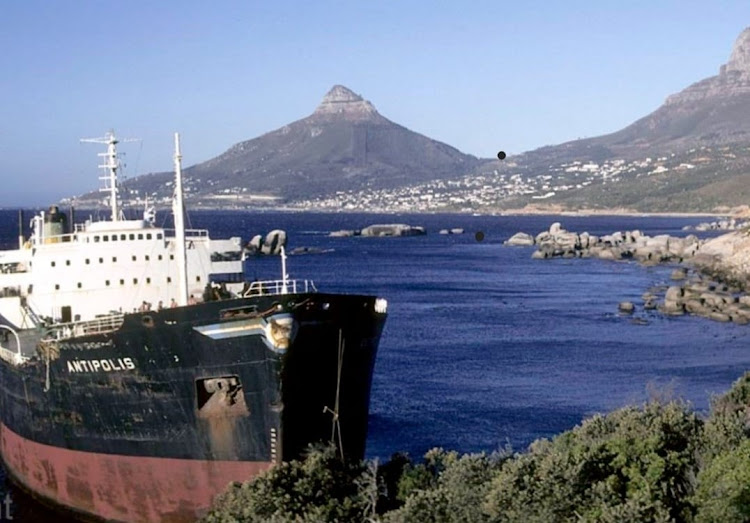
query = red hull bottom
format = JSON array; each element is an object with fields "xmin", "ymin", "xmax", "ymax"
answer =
[{"xmin": 0, "ymin": 423, "xmax": 272, "ymax": 522}]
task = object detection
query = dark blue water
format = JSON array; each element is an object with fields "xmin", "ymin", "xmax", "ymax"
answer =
[{"xmin": 1, "ymin": 210, "xmax": 749, "ymax": 518}]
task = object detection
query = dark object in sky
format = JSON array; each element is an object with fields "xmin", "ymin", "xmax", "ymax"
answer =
[
  {"xmin": 475, "ymin": 231, "xmax": 485, "ymax": 242},
  {"xmin": 497, "ymin": 151, "xmax": 506, "ymax": 160}
]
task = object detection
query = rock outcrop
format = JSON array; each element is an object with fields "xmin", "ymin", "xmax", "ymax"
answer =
[
  {"xmin": 691, "ymin": 229, "xmax": 750, "ymax": 288},
  {"xmin": 245, "ymin": 229, "xmax": 288, "ymax": 255},
  {"xmin": 312, "ymin": 85, "xmax": 382, "ymax": 121},
  {"xmin": 506, "ymin": 221, "xmax": 750, "ymax": 324},
  {"xmin": 508, "ymin": 222, "xmax": 701, "ymax": 264},
  {"xmin": 683, "ymin": 218, "xmax": 748, "ymax": 232},
  {"xmin": 360, "ymin": 224, "xmax": 426, "ymax": 237},
  {"xmin": 329, "ymin": 224, "xmax": 427, "ymax": 237}
]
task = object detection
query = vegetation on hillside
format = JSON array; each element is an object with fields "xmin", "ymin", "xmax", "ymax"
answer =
[{"xmin": 203, "ymin": 372, "xmax": 750, "ymax": 522}]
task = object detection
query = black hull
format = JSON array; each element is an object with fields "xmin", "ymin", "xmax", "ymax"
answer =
[{"xmin": 0, "ymin": 292, "xmax": 386, "ymax": 521}]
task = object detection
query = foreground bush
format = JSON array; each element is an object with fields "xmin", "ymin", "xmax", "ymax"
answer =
[
  {"xmin": 694, "ymin": 438, "xmax": 750, "ymax": 522},
  {"xmin": 202, "ymin": 445, "xmax": 376, "ymax": 522},
  {"xmin": 702, "ymin": 372, "xmax": 750, "ymax": 459},
  {"xmin": 204, "ymin": 373, "xmax": 750, "ymax": 522},
  {"xmin": 383, "ymin": 448, "xmax": 504, "ymax": 522},
  {"xmin": 484, "ymin": 401, "xmax": 703, "ymax": 522},
  {"xmin": 693, "ymin": 372, "xmax": 750, "ymax": 522}
]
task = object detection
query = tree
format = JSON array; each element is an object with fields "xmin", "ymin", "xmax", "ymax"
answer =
[
  {"xmin": 483, "ymin": 401, "xmax": 702, "ymax": 522},
  {"xmin": 202, "ymin": 445, "xmax": 375, "ymax": 523}
]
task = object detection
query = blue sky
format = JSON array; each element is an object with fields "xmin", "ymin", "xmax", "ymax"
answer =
[{"xmin": 1, "ymin": 1, "xmax": 749, "ymax": 206}]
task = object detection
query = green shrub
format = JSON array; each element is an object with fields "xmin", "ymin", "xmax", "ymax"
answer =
[
  {"xmin": 384, "ymin": 448, "xmax": 504, "ymax": 523},
  {"xmin": 483, "ymin": 401, "xmax": 702, "ymax": 522},
  {"xmin": 703, "ymin": 371, "xmax": 750, "ymax": 459},
  {"xmin": 694, "ymin": 439, "xmax": 750, "ymax": 523},
  {"xmin": 202, "ymin": 445, "xmax": 376, "ymax": 523}
]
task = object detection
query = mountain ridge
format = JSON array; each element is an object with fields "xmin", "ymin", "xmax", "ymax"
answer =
[
  {"xmin": 77, "ymin": 85, "xmax": 481, "ymax": 208},
  {"xmin": 73, "ymin": 27, "xmax": 750, "ymax": 213}
]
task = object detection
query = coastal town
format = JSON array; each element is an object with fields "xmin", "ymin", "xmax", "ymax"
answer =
[{"xmin": 290, "ymin": 145, "xmax": 742, "ymax": 213}]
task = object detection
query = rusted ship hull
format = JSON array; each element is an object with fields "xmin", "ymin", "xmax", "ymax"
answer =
[{"xmin": 0, "ymin": 292, "xmax": 386, "ymax": 521}]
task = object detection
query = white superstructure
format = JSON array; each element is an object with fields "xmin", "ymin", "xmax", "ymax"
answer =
[{"xmin": 0, "ymin": 132, "xmax": 245, "ymax": 329}]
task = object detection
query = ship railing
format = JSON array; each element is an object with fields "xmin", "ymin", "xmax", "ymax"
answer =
[
  {"xmin": 45, "ymin": 313, "xmax": 125, "ymax": 341},
  {"xmin": 0, "ymin": 325, "xmax": 27, "ymax": 366},
  {"xmin": 242, "ymin": 279, "xmax": 317, "ymax": 297}
]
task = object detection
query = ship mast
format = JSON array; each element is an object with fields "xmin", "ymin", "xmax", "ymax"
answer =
[
  {"xmin": 172, "ymin": 133, "xmax": 189, "ymax": 306},
  {"xmin": 81, "ymin": 131, "xmax": 126, "ymax": 222}
]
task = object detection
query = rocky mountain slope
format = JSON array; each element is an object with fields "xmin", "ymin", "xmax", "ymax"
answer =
[
  {"xmin": 74, "ymin": 28, "xmax": 750, "ymax": 213},
  {"xmin": 77, "ymin": 85, "xmax": 480, "ymax": 208},
  {"xmin": 295, "ymin": 27, "xmax": 750, "ymax": 214}
]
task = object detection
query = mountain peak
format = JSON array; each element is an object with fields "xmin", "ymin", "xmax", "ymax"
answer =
[
  {"xmin": 321, "ymin": 85, "xmax": 364, "ymax": 103},
  {"xmin": 313, "ymin": 85, "xmax": 380, "ymax": 120},
  {"xmin": 726, "ymin": 27, "xmax": 750, "ymax": 74}
]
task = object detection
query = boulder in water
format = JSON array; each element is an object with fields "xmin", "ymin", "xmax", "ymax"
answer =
[
  {"xmin": 505, "ymin": 232, "xmax": 535, "ymax": 246},
  {"xmin": 360, "ymin": 224, "xmax": 426, "ymax": 237}
]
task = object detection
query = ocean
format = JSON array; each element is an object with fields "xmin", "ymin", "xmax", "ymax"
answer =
[{"xmin": 1, "ymin": 210, "xmax": 749, "ymax": 518}]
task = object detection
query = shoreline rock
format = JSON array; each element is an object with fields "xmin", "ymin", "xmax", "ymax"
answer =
[
  {"xmin": 330, "ymin": 224, "xmax": 427, "ymax": 237},
  {"xmin": 507, "ymin": 222, "xmax": 750, "ymax": 324},
  {"xmin": 506, "ymin": 222, "xmax": 702, "ymax": 265}
]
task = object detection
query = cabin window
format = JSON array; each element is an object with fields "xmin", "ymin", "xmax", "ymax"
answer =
[
  {"xmin": 111, "ymin": 235, "xmax": 118, "ymax": 242},
  {"xmin": 65, "ymin": 260, "xmax": 70, "ymax": 266},
  {"xmin": 55, "ymin": 284, "xmax": 60, "ymax": 290},
  {"xmin": 51, "ymin": 261, "xmax": 56, "ymax": 267},
  {"xmin": 132, "ymin": 255, "xmax": 137, "ymax": 261},
  {"xmin": 156, "ymin": 233, "xmax": 163, "ymax": 240},
  {"xmin": 146, "ymin": 233, "xmax": 152, "ymax": 240},
  {"xmin": 145, "ymin": 255, "xmax": 150, "ymax": 261},
  {"xmin": 158, "ymin": 255, "xmax": 163, "ymax": 261},
  {"xmin": 105, "ymin": 280, "xmax": 110, "ymax": 286},
  {"xmin": 170, "ymin": 254, "xmax": 174, "ymax": 260},
  {"xmin": 99, "ymin": 257, "xmax": 103, "ymax": 264},
  {"xmin": 112, "ymin": 257, "xmax": 117, "ymax": 263},
  {"xmin": 119, "ymin": 279, "xmax": 125, "ymax": 286},
  {"xmin": 94, "ymin": 236, "xmax": 100, "ymax": 242},
  {"xmin": 133, "ymin": 278, "xmax": 138, "ymax": 285},
  {"xmin": 85, "ymin": 258, "xmax": 90, "ymax": 265},
  {"xmin": 146, "ymin": 277, "xmax": 151, "ymax": 284},
  {"xmin": 120, "ymin": 234, "xmax": 126, "ymax": 240},
  {"xmin": 167, "ymin": 277, "xmax": 172, "ymax": 283},
  {"xmin": 129, "ymin": 234, "xmax": 135, "ymax": 240},
  {"xmin": 77, "ymin": 282, "xmax": 82, "ymax": 289},
  {"xmin": 138, "ymin": 234, "xmax": 144, "ymax": 240},
  {"xmin": 103, "ymin": 235, "xmax": 109, "ymax": 242},
  {"xmin": 196, "ymin": 276, "xmax": 201, "ymax": 282}
]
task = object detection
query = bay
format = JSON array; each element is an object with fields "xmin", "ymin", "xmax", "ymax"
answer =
[{"xmin": 0, "ymin": 210, "xmax": 748, "ymax": 518}]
